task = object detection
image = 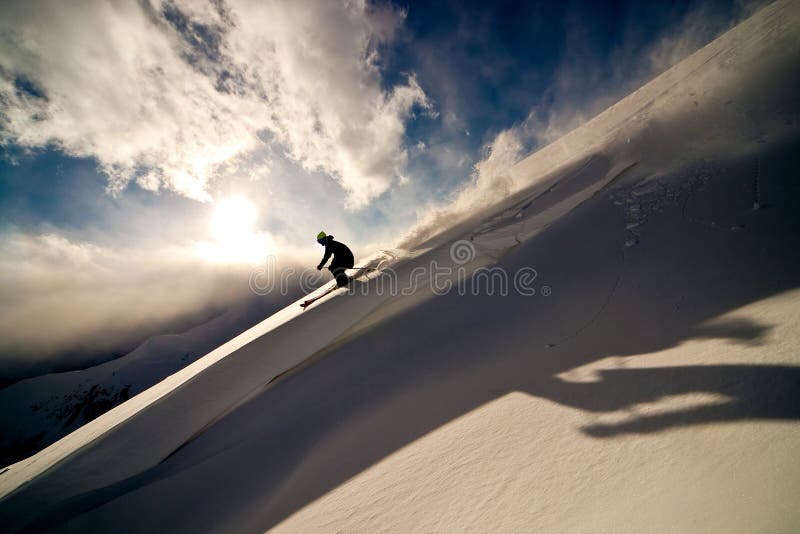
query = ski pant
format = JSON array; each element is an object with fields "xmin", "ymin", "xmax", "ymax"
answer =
[{"xmin": 329, "ymin": 259, "xmax": 353, "ymax": 287}]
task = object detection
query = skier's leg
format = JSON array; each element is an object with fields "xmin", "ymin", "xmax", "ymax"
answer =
[
  {"xmin": 338, "ymin": 256, "xmax": 354, "ymax": 286},
  {"xmin": 329, "ymin": 265, "xmax": 349, "ymax": 287}
]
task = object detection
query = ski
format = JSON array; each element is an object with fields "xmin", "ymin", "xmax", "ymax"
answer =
[
  {"xmin": 300, "ymin": 285, "xmax": 341, "ymax": 309},
  {"xmin": 299, "ymin": 267, "xmax": 378, "ymax": 309}
]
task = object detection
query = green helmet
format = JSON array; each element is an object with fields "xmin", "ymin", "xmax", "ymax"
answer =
[{"xmin": 316, "ymin": 231, "xmax": 327, "ymax": 241}]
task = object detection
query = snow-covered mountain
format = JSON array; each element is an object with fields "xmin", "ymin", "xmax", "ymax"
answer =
[
  {"xmin": 0, "ymin": 293, "xmax": 300, "ymax": 467},
  {"xmin": 1, "ymin": 1, "xmax": 799, "ymax": 532}
]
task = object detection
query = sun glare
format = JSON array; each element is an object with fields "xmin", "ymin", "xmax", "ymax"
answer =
[
  {"xmin": 210, "ymin": 197, "xmax": 257, "ymax": 242},
  {"xmin": 197, "ymin": 196, "xmax": 270, "ymax": 264}
]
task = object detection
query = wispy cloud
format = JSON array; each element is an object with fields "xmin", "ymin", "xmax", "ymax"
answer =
[
  {"xmin": 0, "ymin": 231, "xmax": 297, "ymax": 379},
  {"xmin": 0, "ymin": 0, "xmax": 430, "ymax": 207}
]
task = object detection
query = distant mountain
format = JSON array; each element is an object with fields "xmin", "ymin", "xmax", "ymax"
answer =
[{"xmin": 0, "ymin": 292, "xmax": 300, "ymax": 466}]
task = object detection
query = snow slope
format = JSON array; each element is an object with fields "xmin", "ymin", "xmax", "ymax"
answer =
[{"xmin": 1, "ymin": 1, "xmax": 799, "ymax": 532}]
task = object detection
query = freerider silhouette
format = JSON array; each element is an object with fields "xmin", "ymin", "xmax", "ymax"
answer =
[{"xmin": 316, "ymin": 231, "xmax": 354, "ymax": 287}]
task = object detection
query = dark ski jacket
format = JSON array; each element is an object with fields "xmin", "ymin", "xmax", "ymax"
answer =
[{"xmin": 317, "ymin": 235, "xmax": 354, "ymax": 270}]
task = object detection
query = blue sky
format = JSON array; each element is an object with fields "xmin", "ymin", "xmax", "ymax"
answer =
[{"xmin": 0, "ymin": 0, "xmax": 761, "ymax": 374}]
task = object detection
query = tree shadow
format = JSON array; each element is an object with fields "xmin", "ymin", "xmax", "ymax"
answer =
[
  {"xmin": 690, "ymin": 318, "xmax": 772, "ymax": 346},
  {"xmin": 549, "ymin": 365, "xmax": 800, "ymax": 437}
]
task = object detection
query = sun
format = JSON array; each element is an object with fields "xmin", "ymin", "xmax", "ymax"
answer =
[
  {"xmin": 197, "ymin": 196, "xmax": 270, "ymax": 264},
  {"xmin": 210, "ymin": 197, "xmax": 257, "ymax": 242}
]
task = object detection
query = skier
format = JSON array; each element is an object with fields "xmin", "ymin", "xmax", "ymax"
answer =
[{"xmin": 316, "ymin": 231, "xmax": 354, "ymax": 287}]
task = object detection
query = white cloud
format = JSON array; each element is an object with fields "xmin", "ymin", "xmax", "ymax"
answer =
[
  {"xmin": 0, "ymin": 0, "xmax": 429, "ymax": 207},
  {"xmin": 0, "ymin": 231, "xmax": 277, "ymax": 376}
]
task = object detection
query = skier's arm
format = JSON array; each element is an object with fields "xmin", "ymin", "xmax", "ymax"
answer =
[{"xmin": 317, "ymin": 246, "xmax": 332, "ymax": 269}]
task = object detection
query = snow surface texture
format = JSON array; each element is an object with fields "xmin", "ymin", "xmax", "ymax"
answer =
[{"xmin": 2, "ymin": 1, "xmax": 800, "ymax": 532}]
